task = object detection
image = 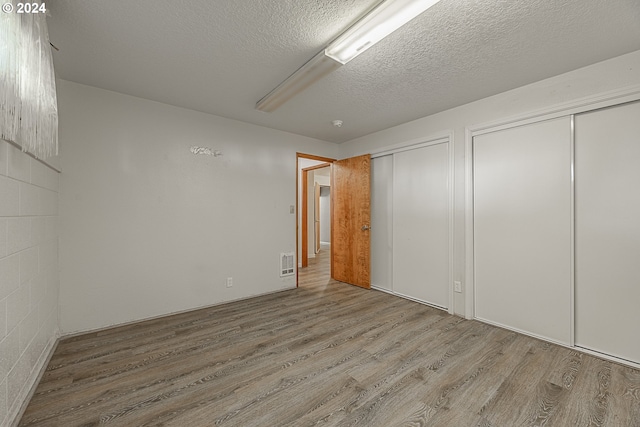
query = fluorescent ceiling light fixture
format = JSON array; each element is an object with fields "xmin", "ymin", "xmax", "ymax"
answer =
[
  {"xmin": 256, "ymin": 52, "xmax": 341, "ymax": 113},
  {"xmin": 256, "ymin": 0, "xmax": 441, "ymax": 112},
  {"xmin": 325, "ymin": 0, "xmax": 442, "ymax": 64}
]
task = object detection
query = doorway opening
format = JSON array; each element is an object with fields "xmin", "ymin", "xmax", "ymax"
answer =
[
  {"xmin": 296, "ymin": 153, "xmax": 335, "ymax": 287},
  {"xmin": 296, "ymin": 152, "xmax": 372, "ymax": 290}
]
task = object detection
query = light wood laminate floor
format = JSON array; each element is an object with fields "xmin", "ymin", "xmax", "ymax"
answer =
[{"xmin": 19, "ymin": 248, "xmax": 640, "ymax": 426}]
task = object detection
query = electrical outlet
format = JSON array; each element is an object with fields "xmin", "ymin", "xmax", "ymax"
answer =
[
  {"xmin": 226, "ymin": 277, "xmax": 233, "ymax": 288},
  {"xmin": 454, "ymin": 281, "xmax": 462, "ymax": 293}
]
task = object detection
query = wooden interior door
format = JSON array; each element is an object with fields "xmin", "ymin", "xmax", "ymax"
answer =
[
  {"xmin": 314, "ymin": 182, "xmax": 320, "ymax": 254},
  {"xmin": 331, "ymin": 154, "xmax": 371, "ymax": 289}
]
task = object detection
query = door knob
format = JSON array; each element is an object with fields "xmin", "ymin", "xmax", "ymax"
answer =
[{"xmin": 361, "ymin": 225, "xmax": 370, "ymax": 231}]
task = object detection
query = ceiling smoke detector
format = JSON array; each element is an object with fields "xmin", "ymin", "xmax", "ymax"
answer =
[{"xmin": 332, "ymin": 120, "xmax": 343, "ymax": 128}]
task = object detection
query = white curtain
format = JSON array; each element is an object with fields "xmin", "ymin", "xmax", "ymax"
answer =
[{"xmin": 0, "ymin": 1, "xmax": 58, "ymax": 159}]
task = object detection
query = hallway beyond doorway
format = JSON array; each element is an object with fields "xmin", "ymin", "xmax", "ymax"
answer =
[{"xmin": 298, "ymin": 243, "xmax": 330, "ymax": 290}]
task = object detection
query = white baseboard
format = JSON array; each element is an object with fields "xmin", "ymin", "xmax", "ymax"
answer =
[
  {"xmin": 9, "ymin": 332, "xmax": 60, "ymax": 427},
  {"xmin": 60, "ymin": 287, "xmax": 296, "ymax": 339}
]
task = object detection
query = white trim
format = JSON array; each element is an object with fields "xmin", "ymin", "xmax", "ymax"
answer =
[
  {"xmin": 464, "ymin": 127, "xmax": 474, "ymax": 319},
  {"xmin": 389, "ymin": 154, "xmax": 394, "ymax": 294},
  {"xmin": 371, "ymin": 285, "xmax": 394, "ymax": 294},
  {"xmin": 569, "ymin": 115, "xmax": 576, "ymax": 347},
  {"xmin": 447, "ymin": 131, "xmax": 455, "ymax": 316},
  {"xmin": 475, "ymin": 316, "xmax": 570, "ymax": 347},
  {"xmin": 392, "ymin": 290, "xmax": 449, "ymax": 312},
  {"xmin": 574, "ymin": 346, "xmax": 640, "ymax": 370},
  {"xmin": 469, "ymin": 83, "xmax": 640, "ymax": 136},
  {"xmin": 392, "ymin": 152, "xmax": 398, "ymax": 295},
  {"xmin": 369, "ymin": 133, "xmax": 449, "ymax": 158},
  {"xmin": 475, "ymin": 316, "xmax": 640, "ymax": 370},
  {"xmin": 9, "ymin": 332, "xmax": 60, "ymax": 427},
  {"xmin": 60, "ymin": 288, "xmax": 297, "ymax": 338}
]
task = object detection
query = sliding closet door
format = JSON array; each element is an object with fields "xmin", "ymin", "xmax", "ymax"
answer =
[
  {"xmin": 371, "ymin": 155, "xmax": 393, "ymax": 291},
  {"xmin": 575, "ymin": 101, "xmax": 640, "ymax": 364},
  {"xmin": 474, "ymin": 117, "xmax": 571, "ymax": 344},
  {"xmin": 393, "ymin": 143, "xmax": 449, "ymax": 308}
]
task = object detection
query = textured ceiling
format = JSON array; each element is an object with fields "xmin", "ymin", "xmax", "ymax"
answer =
[{"xmin": 47, "ymin": 0, "xmax": 640, "ymax": 143}]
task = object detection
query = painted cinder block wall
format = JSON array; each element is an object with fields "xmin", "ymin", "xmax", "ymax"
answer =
[{"xmin": 0, "ymin": 141, "xmax": 60, "ymax": 427}]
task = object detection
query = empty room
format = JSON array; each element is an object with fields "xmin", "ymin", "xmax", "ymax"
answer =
[{"xmin": 2, "ymin": 0, "xmax": 640, "ymax": 425}]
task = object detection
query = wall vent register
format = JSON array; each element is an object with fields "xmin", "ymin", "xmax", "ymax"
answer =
[{"xmin": 280, "ymin": 252, "xmax": 295, "ymax": 276}]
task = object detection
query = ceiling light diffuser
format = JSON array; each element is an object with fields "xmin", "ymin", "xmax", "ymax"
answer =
[
  {"xmin": 256, "ymin": 52, "xmax": 341, "ymax": 113},
  {"xmin": 325, "ymin": 0, "xmax": 442, "ymax": 64},
  {"xmin": 256, "ymin": 0, "xmax": 441, "ymax": 112}
]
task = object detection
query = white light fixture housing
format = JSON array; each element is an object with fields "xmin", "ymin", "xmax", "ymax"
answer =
[
  {"xmin": 255, "ymin": 0, "xmax": 441, "ymax": 112},
  {"xmin": 325, "ymin": 0, "xmax": 441, "ymax": 65},
  {"xmin": 256, "ymin": 52, "xmax": 341, "ymax": 113}
]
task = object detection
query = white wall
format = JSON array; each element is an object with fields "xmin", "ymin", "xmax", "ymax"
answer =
[
  {"xmin": 307, "ymin": 170, "xmax": 316, "ymax": 258},
  {"xmin": 0, "ymin": 141, "xmax": 59, "ymax": 427},
  {"xmin": 308, "ymin": 168, "xmax": 331, "ymax": 255},
  {"xmin": 340, "ymin": 49, "xmax": 640, "ymax": 316},
  {"xmin": 48, "ymin": 50, "xmax": 640, "ymax": 332},
  {"xmin": 57, "ymin": 80, "xmax": 339, "ymax": 334},
  {"xmin": 319, "ymin": 187, "xmax": 330, "ymax": 244},
  {"xmin": 314, "ymin": 173, "xmax": 330, "ymax": 187}
]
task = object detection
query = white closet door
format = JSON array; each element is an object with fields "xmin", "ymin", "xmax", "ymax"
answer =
[
  {"xmin": 474, "ymin": 117, "xmax": 571, "ymax": 345},
  {"xmin": 575, "ymin": 101, "xmax": 640, "ymax": 364},
  {"xmin": 371, "ymin": 155, "xmax": 393, "ymax": 291},
  {"xmin": 393, "ymin": 143, "xmax": 449, "ymax": 308}
]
